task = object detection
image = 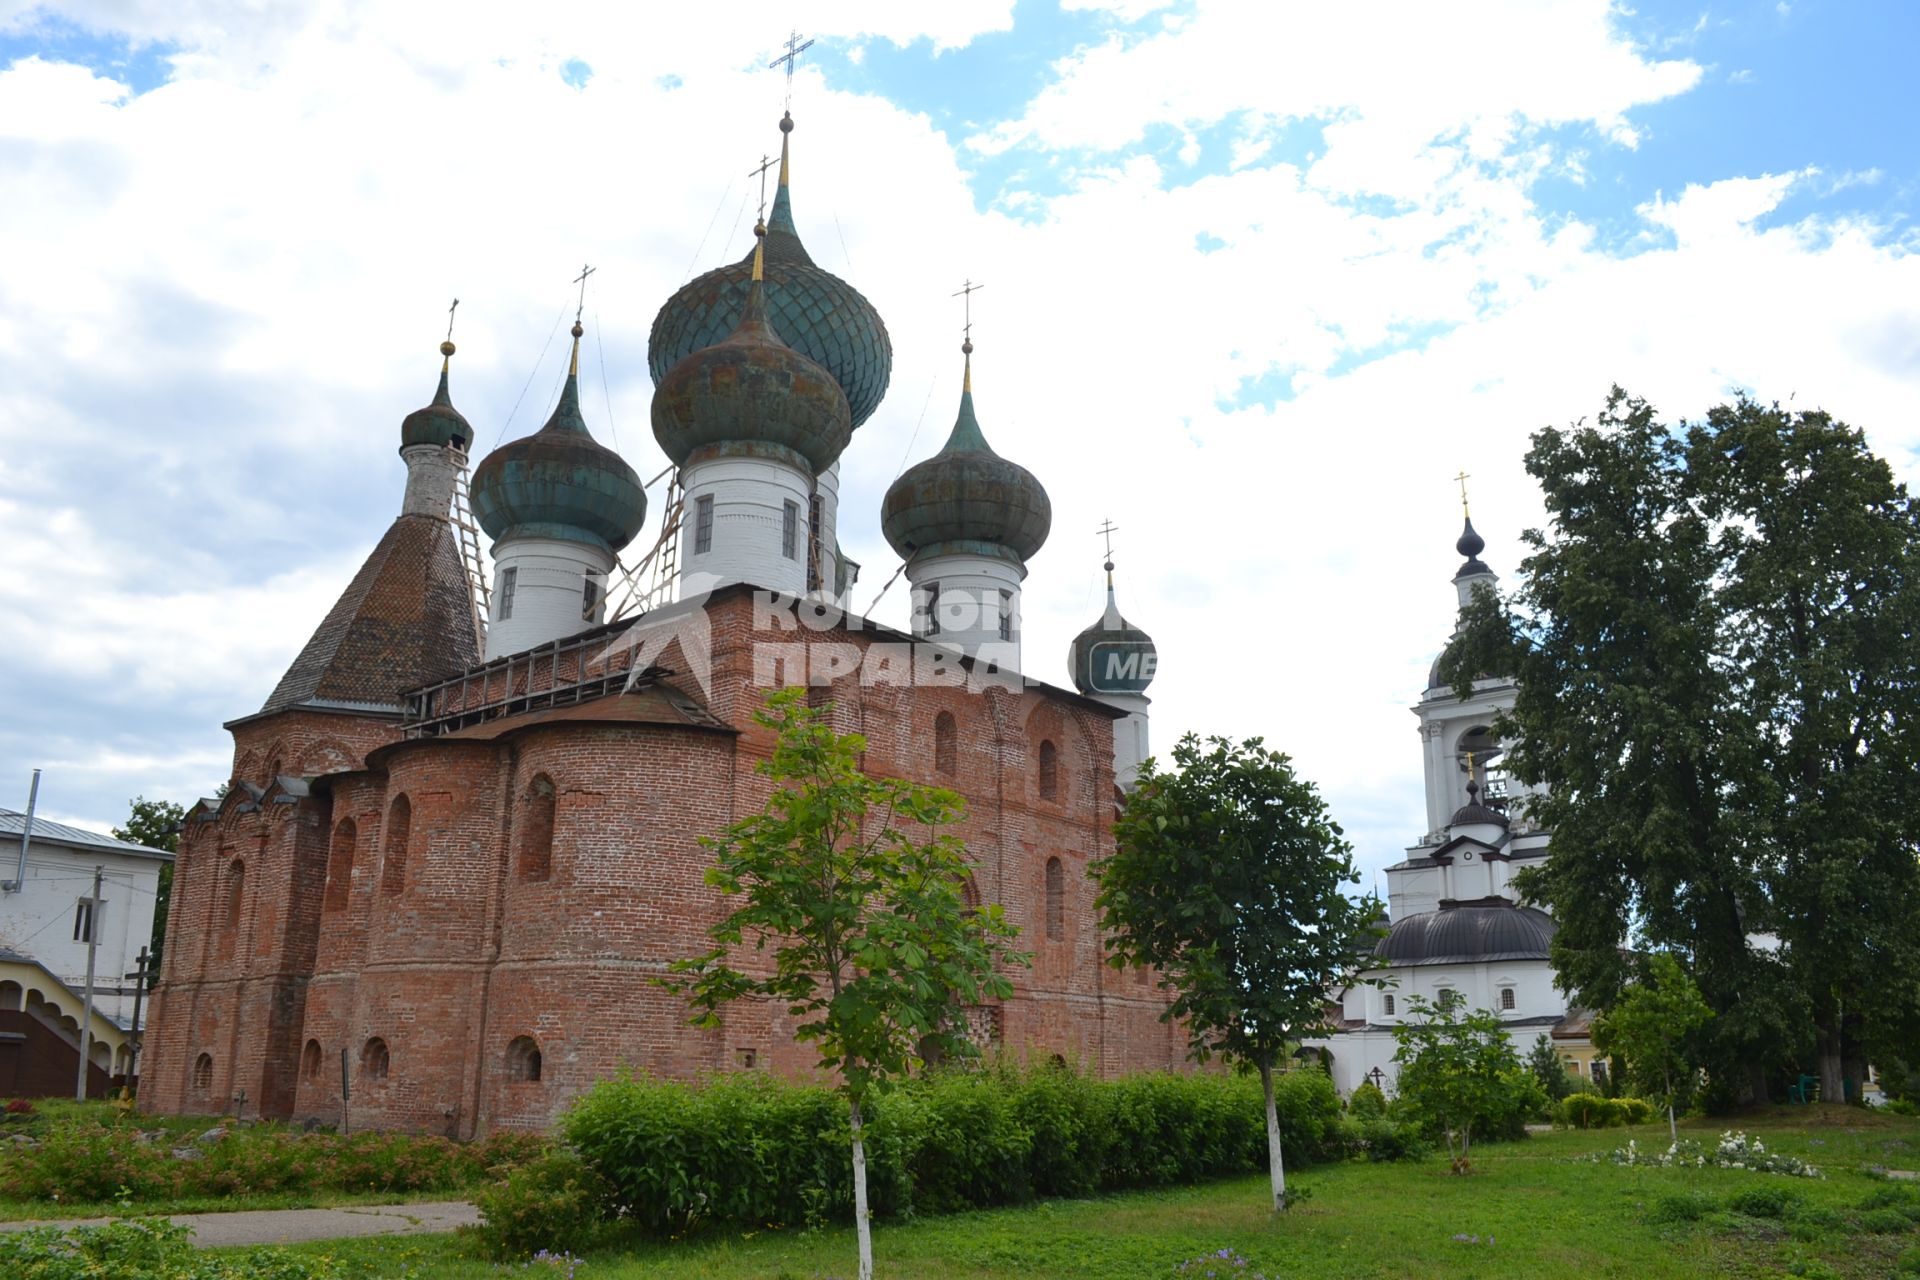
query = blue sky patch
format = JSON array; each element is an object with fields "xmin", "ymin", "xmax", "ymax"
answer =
[{"xmin": 0, "ymin": 11, "xmax": 174, "ymax": 94}]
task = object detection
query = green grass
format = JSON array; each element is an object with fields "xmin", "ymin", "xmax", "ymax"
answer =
[{"xmin": 252, "ymin": 1107, "xmax": 1920, "ymax": 1279}]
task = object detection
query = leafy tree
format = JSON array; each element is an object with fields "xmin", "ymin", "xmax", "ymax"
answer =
[
  {"xmin": 1444, "ymin": 388, "xmax": 1920, "ymax": 1105},
  {"xmin": 1592, "ymin": 952, "xmax": 1712, "ymax": 1143},
  {"xmin": 112, "ymin": 796, "xmax": 183, "ymax": 983},
  {"xmin": 669, "ymin": 689, "xmax": 1028, "ymax": 1280},
  {"xmin": 1526, "ymin": 1032, "xmax": 1573, "ymax": 1102},
  {"xmin": 1093, "ymin": 733, "xmax": 1380, "ymax": 1211},
  {"xmin": 1391, "ymin": 996, "xmax": 1541, "ymax": 1168}
]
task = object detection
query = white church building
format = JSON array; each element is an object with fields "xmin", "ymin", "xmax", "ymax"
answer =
[{"xmin": 1305, "ymin": 514, "xmax": 1597, "ymax": 1096}]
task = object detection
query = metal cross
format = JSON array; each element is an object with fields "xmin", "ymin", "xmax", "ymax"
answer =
[
  {"xmin": 749, "ymin": 153, "xmax": 777, "ymax": 220},
  {"xmin": 1096, "ymin": 519, "xmax": 1120, "ymax": 560},
  {"xmin": 572, "ymin": 264, "xmax": 596, "ymax": 323},
  {"xmin": 1454, "ymin": 469, "xmax": 1471, "ymax": 516},
  {"xmin": 769, "ymin": 30, "xmax": 814, "ymax": 103},
  {"xmin": 445, "ymin": 298, "xmax": 459, "ymax": 342},
  {"xmin": 952, "ymin": 278, "xmax": 985, "ymax": 343}
]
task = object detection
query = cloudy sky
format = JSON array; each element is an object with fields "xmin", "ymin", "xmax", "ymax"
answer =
[{"xmin": 1, "ymin": 0, "xmax": 1915, "ymax": 887}]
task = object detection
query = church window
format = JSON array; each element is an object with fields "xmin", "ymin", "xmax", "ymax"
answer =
[
  {"xmin": 72, "ymin": 895, "xmax": 103, "ymax": 943},
  {"xmin": 807, "ymin": 494, "xmax": 823, "ymax": 592},
  {"xmin": 301, "ymin": 1039, "xmax": 323, "ymax": 1082},
  {"xmin": 498, "ymin": 567, "xmax": 517, "ymax": 621},
  {"xmin": 581, "ymin": 575, "xmax": 598, "ymax": 619},
  {"xmin": 782, "ymin": 500, "xmax": 799, "ymax": 559},
  {"xmin": 694, "ymin": 495, "xmax": 714, "ymax": 554},
  {"xmin": 518, "ymin": 775, "xmax": 556, "ymax": 882},
  {"xmin": 925, "ymin": 583, "xmax": 941, "ymax": 636},
  {"xmin": 1045, "ymin": 857, "xmax": 1065, "ymax": 942},
  {"xmin": 1038, "ymin": 741, "xmax": 1059, "ymax": 801},
  {"xmin": 506, "ymin": 1036, "xmax": 542, "ymax": 1083},
  {"xmin": 1383, "ymin": 994, "xmax": 1395, "ymax": 1016},
  {"xmin": 191, "ymin": 1053, "xmax": 213, "ymax": 1094},
  {"xmin": 1500, "ymin": 986, "xmax": 1516, "ymax": 1011},
  {"xmin": 382, "ymin": 796, "xmax": 411, "ymax": 896},
  {"xmin": 325, "ymin": 819, "xmax": 356, "ymax": 912},
  {"xmin": 999, "ymin": 590, "xmax": 1012, "ymax": 641},
  {"xmin": 361, "ymin": 1037, "xmax": 389, "ymax": 1080},
  {"xmin": 223, "ymin": 861, "xmax": 245, "ymax": 939},
  {"xmin": 1436, "ymin": 987, "xmax": 1459, "ymax": 1010},
  {"xmin": 934, "ymin": 712, "xmax": 956, "ymax": 776}
]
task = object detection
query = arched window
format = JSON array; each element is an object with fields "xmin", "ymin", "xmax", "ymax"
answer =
[
  {"xmin": 301, "ymin": 1039, "xmax": 323, "ymax": 1081},
  {"xmin": 192, "ymin": 1053, "xmax": 213, "ymax": 1093},
  {"xmin": 1436, "ymin": 988, "xmax": 1459, "ymax": 1011},
  {"xmin": 960, "ymin": 876, "xmax": 981, "ymax": 912},
  {"xmin": 382, "ymin": 795, "xmax": 411, "ymax": 896},
  {"xmin": 518, "ymin": 775, "xmax": 556, "ymax": 882},
  {"xmin": 1500, "ymin": 986, "xmax": 1516, "ymax": 1011},
  {"xmin": 222, "ymin": 861, "xmax": 245, "ymax": 955},
  {"xmin": 1045, "ymin": 857, "xmax": 1065, "ymax": 942},
  {"xmin": 934, "ymin": 712, "xmax": 957, "ymax": 776},
  {"xmin": 1038, "ymin": 740, "xmax": 1059, "ymax": 801},
  {"xmin": 1384, "ymin": 994, "xmax": 1396, "ymax": 1016},
  {"xmin": 325, "ymin": 819, "xmax": 356, "ymax": 911},
  {"xmin": 506, "ymin": 1036, "xmax": 542, "ymax": 1083},
  {"xmin": 361, "ymin": 1037, "xmax": 389, "ymax": 1080}
]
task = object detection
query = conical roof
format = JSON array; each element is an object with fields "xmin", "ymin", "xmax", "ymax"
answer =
[
  {"xmin": 400, "ymin": 341, "xmax": 472, "ymax": 451},
  {"xmin": 651, "ymin": 227, "xmax": 852, "ymax": 472},
  {"xmin": 647, "ymin": 112, "xmax": 891, "ymax": 428},
  {"xmin": 471, "ymin": 325, "xmax": 647, "ymax": 555},
  {"xmin": 1069, "ymin": 568, "xmax": 1157, "ymax": 695},
  {"xmin": 880, "ymin": 347, "xmax": 1050, "ymax": 562}
]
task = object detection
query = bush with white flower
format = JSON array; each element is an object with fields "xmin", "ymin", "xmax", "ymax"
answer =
[{"xmin": 1586, "ymin": 1131, "xmax": 1823, "ymax": 1179}]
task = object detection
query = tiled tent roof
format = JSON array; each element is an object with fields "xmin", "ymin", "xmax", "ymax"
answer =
[
  {"xmin": 0, "ymin": 809, "xmax": 173, "ymax": 860},
  {"xmin": 260, "ymin": 514, "xmax": 480, "ymax": 716}
]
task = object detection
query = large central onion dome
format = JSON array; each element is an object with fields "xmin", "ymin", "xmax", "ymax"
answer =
[
  {"xmin": 647, "ymin": 112, "xmax": 892, "ymax": 429},
  {"xmin": 652, "ymin": 224, "xmax": 852, "ymax": 472},
  {"xmin": 471, "ymin": 324, "xmax": 647, "ymax": 555},
  {"xmin": 1069, "ymin": 564, "xmax": 1157, "ymax": 696},
  {"xmin": 881, "ymin": 344, "xmax": 1050, "ymax": 563},
  {"xmin": 400, "ymin": 340, "xmax": 473, "ymax": 452}
]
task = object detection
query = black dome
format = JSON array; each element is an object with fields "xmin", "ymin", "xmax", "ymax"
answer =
[{"xmin": 1375, "ymin": 899, "xmax": 1554, "ymax": 967}]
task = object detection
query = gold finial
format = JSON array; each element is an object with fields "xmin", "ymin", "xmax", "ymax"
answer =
[
  {"xmin": 1455, "ymin": 469, "xmax": 1471, "ymax": 518},
  {"xmin": 751, "ymin": 220, "xmax": 767, "ymax": 281},
  {"xmin": 778, "ymin": 112, "xmax": 793, "ymax": 188},
  {"xmin": 441, "ymin": 298, "xmax": 459, "ymax": 370}
]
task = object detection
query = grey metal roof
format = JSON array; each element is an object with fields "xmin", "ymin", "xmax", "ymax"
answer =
[
  {"xmin": 0, "ymin": 809, "xmax": 174, "ymax": 862},
  {"xmin": 1375, "ymin": 898, "xmax": 1555, "ymax": 967}
]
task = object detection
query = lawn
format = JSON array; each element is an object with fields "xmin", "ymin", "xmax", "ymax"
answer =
[{"xmin": 274, "ymin": 1106, "xmax": 1920, "ymax": 1279}]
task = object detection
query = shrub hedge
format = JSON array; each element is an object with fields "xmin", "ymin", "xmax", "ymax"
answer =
[
  {"xmin": 1554, "ymin": 1094, "xmax": 1657, "ymax": 1129},
  {"xmin": 557, "ymin": 1063, "xmax": 1348, "ymax": 1238}
]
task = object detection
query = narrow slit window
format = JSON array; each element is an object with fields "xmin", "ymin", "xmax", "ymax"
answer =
[
  {"xmin": 925, "ymin": 583, "xmax": 941, "ymax": 636},
  {"xmin": 694, "ymin": 495, "xmax": 715, "ymax": 554},
  {"xmin": 782, "ymin": 500, "xmax": 799, "ymax": 559},
  {"xmin": 498, "ymin": 566, "xmax": 517, "ymax": 620},
  {"xmin": 998, "ymin": 590, "xmax": 1012, "ymax": 641},
  {"xmin": 807, "ymin": 494, "xmax": 823, "ymax": 591},
  {"xmin": 581, "ymin": 575, "xmax": 598, "ymax": 619}
]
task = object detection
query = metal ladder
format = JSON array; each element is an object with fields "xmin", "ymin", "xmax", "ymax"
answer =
[{"xmin": 449, "ymin": 448, "xmax": 491, "ymax": 641}]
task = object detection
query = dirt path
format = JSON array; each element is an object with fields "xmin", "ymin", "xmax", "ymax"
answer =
[{"xmin": 0, "ymin": 1199, "xmax": 479, "ymax": 1246}]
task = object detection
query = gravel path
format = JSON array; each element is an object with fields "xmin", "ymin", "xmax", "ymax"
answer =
[{"xmin": 0, "ymin": 1199, "xmax": 480, "ymax": 1246}]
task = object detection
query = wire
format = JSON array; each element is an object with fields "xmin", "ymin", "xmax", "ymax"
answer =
[
  {"xmin": 891, "ymin": 374, "xmax": 941, "ymax": 482},
  {"xmin": 493, "ymin": 302, "xmax": 570, "ymax": 450},
  {"xmin": 594, "ymin": 308, "xmax": 618, "ymax": 452},
  {"xmin": 681, "ymin": 177, "xmax": 738, "ymax": 285}
]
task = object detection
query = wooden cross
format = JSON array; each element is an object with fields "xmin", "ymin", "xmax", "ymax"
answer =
[
  {"xmin": 749, "ymin": 153, "xmax": 777, "ymax": 219},
  {"xmin": 572, "ymin": 263, "xmax": 596, "ymax": 323},
  {"xmin": 769, "ymin": 30, "xmax": 815, "ymax": 101},
  {"xmin": 1454, "ymin": 469, "xmax": 1471, "ymax": 516},
  {"xmin": 952, "ymin": 278, "xmax": 985, "ymax": 343},
  {"xmin": 445, "ymin": 298, "xmax": 459, "ymax": 342},
  {"xmin": 1096, "ymin": 519, "xmax": 1120, "ymax": 560}
]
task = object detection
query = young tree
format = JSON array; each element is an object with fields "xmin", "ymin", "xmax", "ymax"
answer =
[
  {"xmin": 1592, "ymin": 952, "xmax": 1712, "ymax": 1143},
  {"xmin": 113, "ymin": 796, "xmax": 183, "ymax": 980},
  {"xmin": 1526, "ymin": 1032, "xmax": 1573, "ymax": 1102},
  {"xmin": 1093, "ymin": 733, "xmax": 1380, "ymax": 1211},
  {"xmin": 1391, "ymin": 996, "xmax": 1537, "ymax": 1169},
  {"xmin": 670, "ymin": 689, "xmax": 1027, "ymax": 1280}
]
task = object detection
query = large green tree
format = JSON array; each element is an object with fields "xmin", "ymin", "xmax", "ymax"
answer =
[
  {"xmin": 112, "ymin": 796, "xmax": 183, "ymax": 983},
  {"xmin": 1445, "ymin": 389, "xmax": 1920, "ymax": 1103},
  {"xmin": 670, "ymin": 689, "xmax": 1027, "ymax": 1280},
  {"xmin": 1093, "ymin": 733, "xmax": 1380, "ymax": 1211},
  {"xmin": 1592, "ymin": 952, "xmax": 1712, "ymax": 1142}
]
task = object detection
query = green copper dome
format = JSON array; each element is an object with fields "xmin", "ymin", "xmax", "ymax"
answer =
[
  {"xmin": 881, "ymin": 352, "xmax": 1051, "ymax": 563},
  {"xmin": 399, "ymin": 342, "xmax": 473, "ymax": 452},
  {"xmin": 647, "ymin": 113, "xmax": 892, "ymax": 429},
  {"xmin": 1069, "ymin": 574, "xmax": 1157, "ymax": 695},
  {"xmin": 471, "ymin": 330, "xmax": 647, "ymax": 556},
  {"xmin": 651, "ymin": 247, "xmax": 852, "ymax": 473}
]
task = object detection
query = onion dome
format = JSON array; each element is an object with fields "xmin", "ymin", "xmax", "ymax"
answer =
[
  {"xmin": 651, "ymin": 224, "xmax": 852, "ymax": 472},
  {"xmin": 471, "ymin": 324, "xmax": 647, "ymax": 555},
  {"xmin": 1449, "ymin": 778, "xmax": 1510, "ymax": 830},
  {"xmin": 647, "ymin": 112, "xmax": 892, "ymax": 429},
  {"xmin": 400, "ymin": 341, "xmax": 473, "ymax": 452},
  {"xmin": 1069, "ymin": 562, "xmax": 1157, "ymax": 695},
  {"xmin": 881, "ymin": 344, "xmax": 1051, "ymax": 562},
  {"xmin": 1454, "ymin": 514, "xmax": 1492, "ymax": 580},
  {"xmin": 1375, "ymin": 898, "xmax": 1555, "ymax": 967}
]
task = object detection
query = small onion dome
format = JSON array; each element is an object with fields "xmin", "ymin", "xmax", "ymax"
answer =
[
  {"xmin": 1375, "ymin": 898, "xmax": 1555, "ymax": 966},
  {"xmin": 880, "ymin": 347, "xmax": 1051, "ymax": 563},
  {"xmin": 651, "ymin": 229, "xmax": 852, "ymax": 473},
  {"xmin": 1069, "ymin": 566, "xmax": 1157, "ymax": 695},
  {"xmin": 1448, "ymin": 779, "xmax": 1509, "ymax": 830},
  {"xmin": 647, "ymin": 112, "xmax": 892, "ymax": 429},
  {"xmin": 471, "ymin": 325, "xmax": 647, "ymax": 555},
  {"xmin": 1454, "ymin": 514, "xmax": 1492, "ymax": 580},
  {"xmin": 400, "ymin": 341, "xmax": 473, "ymax": 452}
]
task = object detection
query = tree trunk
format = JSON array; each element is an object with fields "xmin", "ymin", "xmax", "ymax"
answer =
[
  {"xmin": 1258, "ymin": 1059, "xmax": 1287, "ymax": 1211},
  {"xmin": 850, "ymin": 1096, "xmax": 873, "ymax": 1280},
  {"xmin": 1817, "ymin": 1021, "xmax": 1845, "ymax": 1105},
  {"xmin": 1666, "ymin": 1068, "xmax": 1678, "ymax": 1145}
]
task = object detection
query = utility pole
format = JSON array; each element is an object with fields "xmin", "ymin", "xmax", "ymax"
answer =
[
  {"xmin": 74, "ymin": 865, "xmax": 102, "ymax": 1101},
  {"xmin": 124, "ymin": 946, "xmax": 152, "ymax": 1093},
  {"xmin": 8, "ymin": 768, "xmax": 40, "ymax": 892}
]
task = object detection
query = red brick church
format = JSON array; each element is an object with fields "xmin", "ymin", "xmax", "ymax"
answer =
[{"xmin": 141, "ymin": 114, "xmax": 1178, "ymax": 1136}]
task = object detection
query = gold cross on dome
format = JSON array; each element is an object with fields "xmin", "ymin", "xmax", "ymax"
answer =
[
  {"xmin": 749, "ymin": 153, "xmax": 777, "ymax": 220},
  {"xmin": 445, "ymin": 298, "xmax": 459, "ymax": 342},
  {"xmin": 952, "ymin": 278, "xmax": 985, "ymax": 343},
  {"xmin": 1454, "ymin": 469, "xmax": 1471, "ymax": 517}
]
